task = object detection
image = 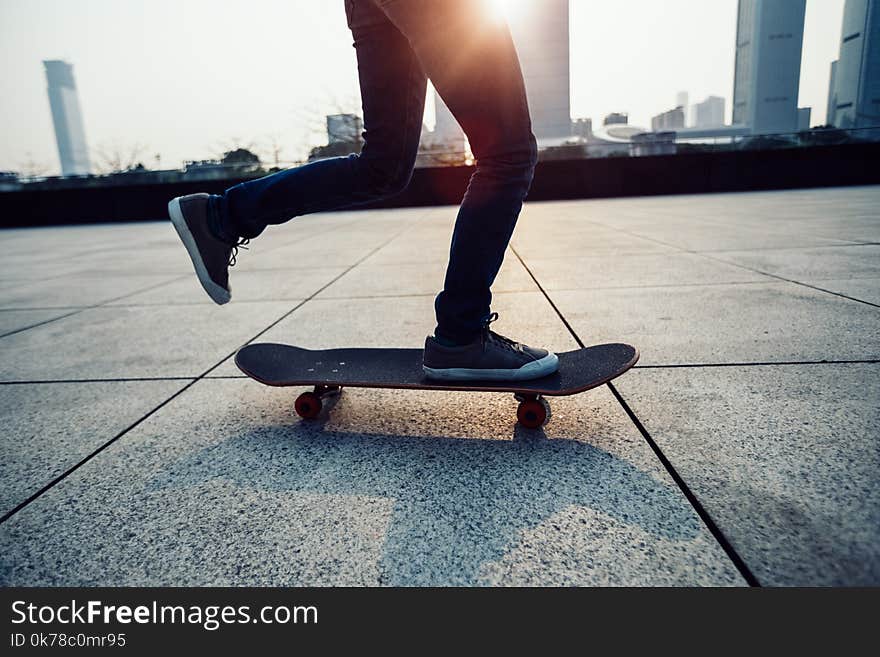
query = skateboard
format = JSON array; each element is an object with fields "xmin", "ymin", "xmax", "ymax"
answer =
[{"xmin": 235, "ymin": 342, "xmax": 639, "ymax": 429}]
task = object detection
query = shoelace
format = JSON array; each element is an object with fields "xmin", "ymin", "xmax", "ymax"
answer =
[
  {"xmin": 228, "ymin": 238, "xmax": 250, "ymax": 267},
  {"xmin": 481, "ymin": 312, "xmax": 523, "ymax": 353}
]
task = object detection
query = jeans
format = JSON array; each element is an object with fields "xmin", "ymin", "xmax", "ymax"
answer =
[{"xmin": 213, "ymin": 0, "xmax": 538, "ymax": 343}]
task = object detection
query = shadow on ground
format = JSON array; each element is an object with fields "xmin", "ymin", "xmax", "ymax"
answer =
[{"xmin": 144, "ymin": 400, "xmax": 701, "ymax": 585}]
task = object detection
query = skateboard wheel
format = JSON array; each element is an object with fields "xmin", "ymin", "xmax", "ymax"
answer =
[
  {"xmin": 295, "ymin": 391, "xmax": 322, "ymax": 419},
  {"xmin": 517, "ymin": 398, "xmax": 547, "ymax": 429}
]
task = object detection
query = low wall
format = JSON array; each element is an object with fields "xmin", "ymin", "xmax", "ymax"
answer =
[{"xmin": 2, "ymin": 142, "xmax": 878, "ymax": 228}]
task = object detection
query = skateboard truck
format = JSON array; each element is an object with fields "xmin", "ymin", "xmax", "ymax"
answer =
[{"xmin": 294, "ymin": 385, "xmax": 342, "ymax": 419}]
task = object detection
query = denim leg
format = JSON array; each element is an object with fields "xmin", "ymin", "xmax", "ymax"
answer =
[
  {"xmin": 374, "ymin": 0, "xmax": 539, "ymax": 343},
  {"xmin": 215, "ymin": 0, "xmax": 427, "ymax": 240}
]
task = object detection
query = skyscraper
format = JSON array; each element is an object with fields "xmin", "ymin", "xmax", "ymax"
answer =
[
  {"xmin": 827, "ymin": 60, "xmax": 839, "ymax": 125},
  {"xmin": 732, "ymin": 0, "xmax": 807, "ymax": 134},
  {"xmin": 828, "ymin": 0, "xmax": 880, "ymax": 128},
  {"xmin": 506, "ymin": 0, "xmax": 572, "ymax": 145},
  {"xmin": 43, "ymin": 60, "xmax": 91, "ymax": 176},
  {"xmin": 694, "ymin": 96, "xmax": 727, "ymax": 128},
  {"xmin": 676, "ymin": 91, "xmax": 690, "ymax": 126},
  {"xmin": 676, "ymin": 91, "xmax": 690, "ymax": 110}
]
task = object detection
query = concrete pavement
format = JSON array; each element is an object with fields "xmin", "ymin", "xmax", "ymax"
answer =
[{"xmin": 1, "ymin": 186, "xmax": 878, "ymax": 586}]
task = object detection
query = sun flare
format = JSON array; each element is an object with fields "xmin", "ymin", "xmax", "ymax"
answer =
[{"xmin": 488, "ymin": 0, "xmax": 531, "ymax": 23}]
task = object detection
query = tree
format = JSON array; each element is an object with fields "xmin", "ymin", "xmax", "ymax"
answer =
[
  {"xmin": 93, "ymin": 140, "xmax": 149, "ymax": 174},
  {"xmin": 221, "ymin": 147, "xmax": 262, "ymax": 174},
  {"xmin": 17, "ymin": 153, "xmax": 51, "ymax": 179}
]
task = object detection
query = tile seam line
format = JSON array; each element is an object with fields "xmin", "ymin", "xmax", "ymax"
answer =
[
  {"xmin": 0, "ymin": 216, "xmax": 420, "ymax": 525},
  {"xmin": 0, "ymin": 274, "xmax": 191, "ymax": 340},
  {"xmin": 0, "ymin": 215, "xmax": 368, "ymax": 340},
  {"xmin": 510, "ymin": 244, "xmax": 760, "ymax": 587},
  {"xmin": 583, "ymin": 222, "xmax": 880, "ymax": 309},
  {"xmin": 634, "ymin": 359, "xmax": 880, "ymax": 369}
]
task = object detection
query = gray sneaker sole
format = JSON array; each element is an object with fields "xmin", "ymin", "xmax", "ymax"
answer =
[
  {"xmin": 423, "ymin": 352, "xmax": 559, "ymax": 382},
  {"xmin": 168, "ymin": 197, "xmax": 231, "ymax": 305}
]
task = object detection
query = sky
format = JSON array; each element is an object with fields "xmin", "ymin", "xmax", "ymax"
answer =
[{"xmin": 0, "ymin": 0, "xmax": 847, "ymax": 175}]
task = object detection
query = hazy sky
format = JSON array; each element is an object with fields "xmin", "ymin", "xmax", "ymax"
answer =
[{"xmin": 0, "ymin": 0, "xmax": 846, "ymax": 175}]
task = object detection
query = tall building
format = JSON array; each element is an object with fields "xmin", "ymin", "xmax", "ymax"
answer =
[
  {"xmin": 676, "ymin": 91, "xmax": 690, "ymax": 110},
  {"xmin": 798, "ymin": 107, "xmax": 812, "ymax": 131},
  {"xmin": 828, "ymin": 0, "xmax": 880, "ymax": 128},
  {"xmin": 694, "ymin": 96, "xmax": 727, "ymax": 128},
  {"xmin": 732, "ymin": 0, "xmax": 807, "ymax": 134},
  {"xmin": 506, "ymin": 0, "xmax": 571, "ymax": 145},
  {"xmin": 676, "ymin": 91, "xmax": 690, "ymax": 126},
  {"xmin": 827, "ymin": 60, "xmax": 839, "ymax": 125},
  {"xmin": 651, "ymin": 106, "xmax": 686, "ymax": 132},
  {"xmin": 43, "ymin": 60, "xmax": 91, "ymax": 176}
]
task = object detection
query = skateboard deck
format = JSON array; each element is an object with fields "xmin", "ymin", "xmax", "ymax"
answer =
[{"xmin": 235, "ymin": 342, "xmax": 638, "ymax": 428}]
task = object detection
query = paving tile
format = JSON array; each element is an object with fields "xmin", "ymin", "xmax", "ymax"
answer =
[
  {"xmin": 0, "ymin": 309, "xmax": 77, "ymax": 337},
  {"xmin": 805, "ymin": 278, "xmax": 880, "ymax": 306},
  {"xmin": 0, "ymin": 274, "xmax": 180, "ymax": 309},
  {"xmin": 523, "ymin": 252, "xmax": 767, "ymax": 291},
  {"xmin": 614, "ymin": 364, "xmax": 880, "ymax": 585},
  {"xmin": 0, "ymin": 379, "xmax": 744, "ymax": 586},
  {"xmin": 711, "ymin": 245, "xmax": 880, "ymax": 281},
  {"xmin": 0, "ymin": 302, "xmax": 294, "ymax": 380},
  {"xmin": 315, "ymin": 256, "xmax": 536, "ymax": 299},
  {"xmin": 107, "ymin": 267, "xmax": 346, "ymax": 305},
  {"xmin": 0, "ymin": 380, "xmax": 186, "ymax": 516},
  {"xmin": 549, "ymin": 282, "xmax": 880, "ymax": 365}
]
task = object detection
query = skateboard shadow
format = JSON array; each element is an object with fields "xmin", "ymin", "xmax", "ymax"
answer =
[{"xmin": 149, "ymin": 410, "xmax": 702, "ymax": 586}]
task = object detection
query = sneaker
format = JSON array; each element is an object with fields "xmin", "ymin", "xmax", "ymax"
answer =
[
  {"xmin": 423, "ymin": 313, "xmax": 559, "ymax": 381},
  {"xmin": 168, "ymin": 193, "xmax": 248, "ymax": 305}
]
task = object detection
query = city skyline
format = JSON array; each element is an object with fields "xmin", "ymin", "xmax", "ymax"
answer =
[{"xmin": 0, "ymin": 0, "xmax": 848, "ymax": 175}]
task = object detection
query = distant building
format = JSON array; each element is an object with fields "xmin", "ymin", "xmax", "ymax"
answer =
[
  {"xmin": 589, "ymin": 121, "xmax": 649, "ymax": 157},
  {"xmin": 827, "ymin": 60, "xmax": 839, "ymax": 125},
  {"xmin": 694, "ymin": 96, "xmax": 726, "ymax": 128},
  {"xmin": 676, "ymin": 91, "xmax": 690, "ymax": 126},
  {"xmin": 732, "ymin": 0, "xmax": 807, "ymax": 134},
  {"xmin": 631, "ymin": 132, "xmax": 678, "ymax": 157},
  {"xmin": 43, "ymin": 60, "xmax": 91, "ymax": 176},
  {"xmin": 571, "ymin": 118, "xmax": 593, "ymax": 140},
  {"xmin": 676, "ymin": 91, "xmax": 690, "ymax": 111},
  {"xmin": 0, "ymin": 171, "xmax": 21, "ymax": 191},
  {"xmin": 506, "ymin": 0, "xmax": 572, "ymax": 145},
  {"xmin": 651, "ymin": 106, "xmax": 686, "ymax": 132},
  {"xmin": 828, "ymin": 0, "xmax": 880, "ymax": 128},
  {"xmin": 798, "ymin": 107, "xmax": 812, "ymax": 131},
  {"xmin": 604, "ymin": 112, "xmax": 629, "ymax": 126},
  {"xmin": 326, "ymin": 114, "xmax": 363, "ymax": 144}
]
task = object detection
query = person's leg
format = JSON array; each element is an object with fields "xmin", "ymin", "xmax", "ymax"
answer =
[
  {"xmin": 374, "ymin": 0, "xmax": 539, "ymax": 345},
  {"xmin": 211, "ymin": 0, "xmax": 428, "ymax": 242},
  {"xmin": 168, "ymin": 0, "xmax": 428, "ymax": 303}
]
